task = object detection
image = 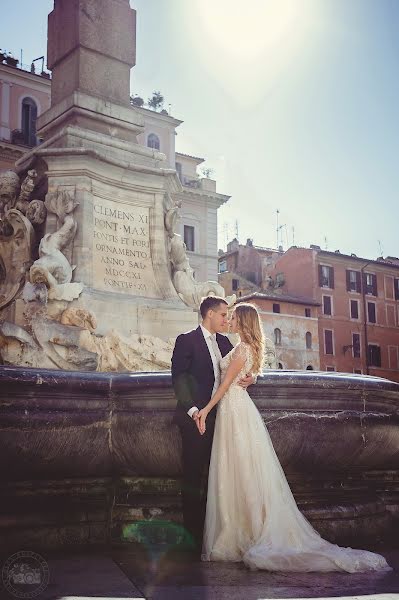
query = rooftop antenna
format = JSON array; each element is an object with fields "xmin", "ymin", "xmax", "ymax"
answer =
[
  {"xmin": 378, "ymin": 240, "xmax": 383, "ymax": 256},
  {"xmin": 276, "ymin": 209, "xmax": 279, "ymax": 248},
  {"xmin": 292, "ymin": 226, "xmax": 295, "ymax": 246},
  {"xmin": 235, "ymin": 219, "xmax": 239, "ymax": 240},
  {"xmin": 276, "ymin": 209, "xmax": 286, "ymax": 249},
  {"xmin": 324, "ymin": 236, "xmax": 328, "ymax": 250}
]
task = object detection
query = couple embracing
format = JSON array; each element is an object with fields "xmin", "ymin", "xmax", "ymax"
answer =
[{"xmin": 172, "ymin": 296, "xmax": 391, "ymax": 573}]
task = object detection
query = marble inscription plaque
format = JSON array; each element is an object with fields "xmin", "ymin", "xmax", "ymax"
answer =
[{"xmin": 92, "ymin": 198, "xmax": 158, "ymax": 297}]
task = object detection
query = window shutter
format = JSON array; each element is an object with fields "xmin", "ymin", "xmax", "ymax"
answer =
[
  {"xmin": 376, "ymin": 346, "xmax": 381, "ymax": 366},
  {"xmin": 330, "ymin": 267, "xmax": 335, "ymax": 289},
  {"xmin": 356, "ymin": 271, "xmax": 361, "ymax": 293},
  {"xmin": 346, "ymin": 270, "xmax": 351, "ymax": 292},
  {"xmin": 318, "ymin": 265, "xmax": 323, "ymax": 286},
  {"xmin": 372, "ymin": 274, "xmax": 378, "ymax": 297}
]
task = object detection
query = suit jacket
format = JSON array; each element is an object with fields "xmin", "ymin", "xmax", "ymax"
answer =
[{"xmin": 172, "ymin": 326, "xmax": 233, "ymax": 426}]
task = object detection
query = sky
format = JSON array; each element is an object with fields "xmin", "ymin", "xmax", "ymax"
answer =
[{"xmin": 1, "ymin": 0, "xmax": 398, "ymax": 258}]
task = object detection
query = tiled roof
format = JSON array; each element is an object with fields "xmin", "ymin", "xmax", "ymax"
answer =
[
  {"xmin": 175, "ymin": 152, "xmax": 205, "ymax": 162},
  {"xmin": 237, "ymin": 291, "xmax": 320, "ymax": 307}
]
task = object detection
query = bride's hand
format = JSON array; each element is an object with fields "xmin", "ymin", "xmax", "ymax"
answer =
[{"xmin": 197, "ymin": 409, "xmax": 207, "ymax": 435}]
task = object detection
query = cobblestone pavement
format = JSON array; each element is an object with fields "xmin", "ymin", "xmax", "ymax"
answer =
[{"xmin": 0, "ymin": 546, "xmax": 397, "ymax": 600}]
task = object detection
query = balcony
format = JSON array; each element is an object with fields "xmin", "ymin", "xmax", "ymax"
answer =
[{"xmin": 181, "ymin": 176, "xmax": 216, "ymax": 193}]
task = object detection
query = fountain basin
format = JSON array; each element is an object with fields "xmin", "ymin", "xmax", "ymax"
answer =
[{"xmin": 0, "ymin": 366, "xmax": 398, "ymax": 550}]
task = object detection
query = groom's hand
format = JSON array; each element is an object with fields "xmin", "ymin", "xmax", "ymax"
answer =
[
  {"xmin": 238, "ymin": 373, "xmax": 256, "ymax": 389},
  {"xmin": 192, "ymin": 410, "xmax": 202, "ymax": 434}
]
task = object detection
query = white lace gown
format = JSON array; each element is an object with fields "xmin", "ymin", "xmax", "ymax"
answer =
[{"xmin": 202, "ymin": 342, "xmax": 392, "ymax": 573}]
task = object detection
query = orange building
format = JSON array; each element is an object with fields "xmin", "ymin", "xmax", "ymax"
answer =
[
  {"xmin": 236, "ymin": 292, "xmax": 321, "ymax": 371},
  {"xmin": 218, "ymin": 238, "xmax": 282, "ymax": 297},
  {"xmin": 264, "ymin": 246, "xmax": 399, "ymax": 382}
]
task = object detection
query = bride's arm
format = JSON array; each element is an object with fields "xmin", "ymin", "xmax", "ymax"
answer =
[{"xmin": 197, "ymin": 348, "xmax": 246, "ymax": 434}]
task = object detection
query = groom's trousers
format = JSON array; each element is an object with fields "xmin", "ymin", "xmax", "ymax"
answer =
[{"xmin": 179, "ymin": 414, "xmax": 216, "ymax": 550}]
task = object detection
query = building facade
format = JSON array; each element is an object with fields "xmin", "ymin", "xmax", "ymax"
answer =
[
  {"xmin": 237, "ymin": 292, "xmax": 320, "ymax": 371},
  {"xmin": 264, "ymin": 246, "xmax": 399, "ymax": 382},
  {"xmin": 218, "ymin": 238, "xmax": 282, "ymax": 297},
  {"xmin": 0, "ymin": 60, "xmax": 229, "ymax": 281},
  {"xmin": 0, "ymin": 61, "xmax": 51, "ymax": 169}
]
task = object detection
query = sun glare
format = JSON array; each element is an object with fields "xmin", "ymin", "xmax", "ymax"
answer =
[
  {"xmin": 196, "ymin": 0, "xmax": 301, "ymax": 62},
  {"xmin": 185, "ymin": 0, "xmax": 312, "ymax": 105}
]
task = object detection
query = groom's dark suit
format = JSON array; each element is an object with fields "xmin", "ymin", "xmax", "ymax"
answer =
[{"xmin": 172, "ymin": 326, "xmax": 233, "ymax": 549}]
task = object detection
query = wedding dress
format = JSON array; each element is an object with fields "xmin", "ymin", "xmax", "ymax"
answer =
[{"xmin": 202, "ymin": 342, "xmax": 391, "ymax": 573}]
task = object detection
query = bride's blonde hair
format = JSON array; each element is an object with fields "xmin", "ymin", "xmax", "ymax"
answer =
[{"xmin": 233, "ymin": 303, "xmax": 265, "ymax": 374}]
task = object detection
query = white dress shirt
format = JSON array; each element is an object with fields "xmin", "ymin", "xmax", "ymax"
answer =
[{"xmin": 187, "ymin": 324, "xmax": 221, "ymax": 419}]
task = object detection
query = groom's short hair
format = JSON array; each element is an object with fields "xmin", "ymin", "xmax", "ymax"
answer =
[{"xmin": 200, "ymin": 295, "xmax": 228, "ymax": 318}]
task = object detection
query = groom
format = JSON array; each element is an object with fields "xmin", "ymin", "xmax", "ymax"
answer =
[{"xmin": 172, "ymin": 295, "xmax": 254, "ymax": 553}]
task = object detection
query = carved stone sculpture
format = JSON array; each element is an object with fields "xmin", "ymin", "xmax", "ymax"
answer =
[
  {"xmin": 61, "ymin": 307, "xmax": 97, "ymax": 332},
  {"xmin": 169, "ymin": 233, "xmax": 226, "ymax": 308},
  {"xmin": 0, "ymin": 170, "xmax": 20, "ymax": 219},
  {"xmin": 0, "ymin": 210, "xmax": 34, "ymax": 310},
  {"xmin": 264, "ymin": 336, "xmax": 277, "ymax": 369},
  {"xmin": 15, "ymin": 170, "xmax": 37, "ymax": 215},
  {"xmin": 0, "ymin": 305, "xmax": 175, "ymax": 372},
  {"xmin": 29, "ymin": 188, "xmax": 83, "ymax": 301},
  {"xmin": 164, "ymin": 195, "xmax": 228, "ymax": 309}
]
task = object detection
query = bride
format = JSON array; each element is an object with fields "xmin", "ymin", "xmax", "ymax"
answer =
[{"xmin": 197, "ymin": 303, "xmax": 391, "ymax": 573}]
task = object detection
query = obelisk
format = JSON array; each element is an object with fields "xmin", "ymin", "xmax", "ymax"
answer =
[{"xmin": 16, "ymin": 0, "xmax": 197, "ymax": 339}]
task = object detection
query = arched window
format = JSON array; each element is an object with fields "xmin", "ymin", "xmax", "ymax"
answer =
[
  {"xmin": 306, "ymin": 331, "xmax": 312, "ymax": 349},
  {"xmin": 21, "ymin": 97, "xmax": 37, "ymax": 147},
  {"xmin": 278, "ymin": 362, "xmax": 283, "ymax": 369},
  {"xmin": 147, "ymin": 133, "xmax": 160, "ymax": 150},
  {"xmin": 306, "ymin": 365, "xmax": 314, "ymax": 370},
  {"xmin": 274, "ymin": 327, "xmax": 281, "ymax": 346}
]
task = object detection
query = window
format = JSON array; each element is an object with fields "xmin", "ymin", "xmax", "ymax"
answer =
[
  {"xmin": 319, "ymin": 265, "xmax": 334, "ymax": 288},
  {"xmin": 363, "ymin": 272, "xmax": 377, "ymax": 296},
  {"xmin": 274, "ymin": 328, "xmax": 281, "ymax": 346},
  {"xmin": 21, "ymin": 97, "xmax": 38, "ymax": 147},
  {"xmin": 323, "ymin": 295, "xmax": 332, "ymax": 316},
  {"xmin": 346, "ymin": 270, "xmax": 361, "ymax": 293},
  {"xmin": 324, "ymin": 329, "xmax": 334, "ymax": 355},
  {"xmin": 305, "ymin": 308, "xmax": 311, "ymax": 318},
  {"xmin": 368, "ymin": 344, "xmax": 381, "ymax": 367},
  {"xmin": 352, "ymin": 333, "xmax": 361, "ymax": 358},
  {"xmin": 273, "ymin": 303, "xmax": 280, "ymax": 314},
  {"xmin": 147, "ymin": 133, "xmax": 160, "ymax": 150},
  {"xmin": 184, "ymin": 225, "xmax": 195, "ymax": 252},
  {"xmin": 219, "ymin": 260, "xmax": 227, "ymax": 273},
  {"xmin": 305, "ymin": 331, "xmax": 312, "ymax": 349},
  {"xmin": 395, "ymin": 278, "xmax": 399, "ymax": 301},
  {"xmin": 278, "ymin": 362, "xmax": 283, "ymax": 369},
  {"xmin": 367, "ymin": 301, "xmax": 376, "ymax": 324},
  {"xmin": 384, "ymin": 276, "xmax": 395, "ymax": 300},
  {"xmin": 350, "ymin": 299, "xmax": 359, "ymax": 319},
  {"xmin": 175, "ymin": 162, "xmax": 182, "ymax": 181},
  {"xmin": 353, "ymin": 369, "xmax": 362, "ymax": 374},
  {"xmin": 306, "ymin": 365, "xmax": 314, "ymax": 370},
  {"xmin": 386, "ymin": 304, "xmax": 396, "ymax": 327},
  {"xmin": 388, "ymin": 346, "xmax": 399, "ymax": 370},
  {"xmin": 326, "ymin": 366, "xmax": 336, "ymax": 371},
  {"xmin": 232, "ymin": 278, "xmax": 239, "ymax": 291}
]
